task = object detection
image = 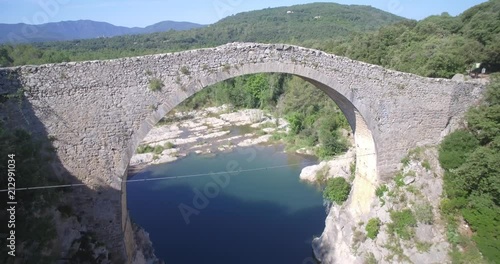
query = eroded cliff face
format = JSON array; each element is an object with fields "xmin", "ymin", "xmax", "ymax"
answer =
[
  {"xmin": 131, "ymin": 223, "xmax": 164, "ymax": 264},
  {"xmin": 313, "ymin": 147, "xmax": 450, "ymax": 264}
]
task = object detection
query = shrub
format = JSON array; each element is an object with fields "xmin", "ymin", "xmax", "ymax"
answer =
[
  {"xmin": 438, "ymin": 130, "xmax": 479, "ymax": 170},
  {"xmin": 414, "ymin": 202, "xmax": 434, "ymax": 224},
  {"xmin": 394, "ymin": 172, "xmax": 405, "ymax": 187},
  {"xmin": 416, "ymin": 241, "xmax": 432, "ymax": 252},
  {"xmin": 164, "ymin": 142, "xmax": 175, "ymax": 149},
  {"xmin": 349, "ymin": 161, "xmax": 356, "ymax": 179},
  {"xmin": 149, "ymin": 78, "xmax": 164, "ymax": 92},
  {"xmin": 153, "ymin": 145, "xmax": 164, "ymax": 155},
  {"xmin": 180, "ymin": 66, "xmax": 190, "ymax": 75},
  {"xmin": 352, "ymin": 229, "xmax": 366, "ymax": 245},
  {"xmin": 323, "ymin": 177, "xmax": 351, "ymax": 204},
  {"xmin": 136, "ymin": 144, "xmax": 153, "ymax": 154},
  {"xmin": 365, "ymin": 217, "xmax": 381, "ymax": 239},
  {"xmin": 421, "ymin": 159, "xmax": 431, "ymax": 170},
  {"xmin": 375, "ymin": 184, "xmax": 388, "ymax": 198},
  {"xmin": 388, "ymin": 209, "xmax": 417, "ymax": 240},
  {"xmin": 401, "ymin": 156, "xmax": 410, "ymax": 167},
  {"xmin": 365, "ymin": 253, "xmax": 377, "ymax": 264}
]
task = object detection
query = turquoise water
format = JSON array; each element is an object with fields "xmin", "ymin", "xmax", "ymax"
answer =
[{"xmin": 127, "ymin": 145, "xmax": 325, "ymax": 263}]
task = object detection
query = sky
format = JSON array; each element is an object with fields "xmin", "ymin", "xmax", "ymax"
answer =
[{"xmin": 0, "ymin": 0, "xmax": 489, "ymax": 27}]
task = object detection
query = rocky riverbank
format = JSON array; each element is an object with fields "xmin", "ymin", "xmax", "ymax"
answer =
[
  {"xmin": 312, "ymin": 147, "xmax": 452, "ymax": 264},
  {"xmin": 128, "ymin": 105, "xmax": 289, "ymax": 174},
  {"xmin": 299, "ymin": 148, "xmax": 356, "ymax": 183}
]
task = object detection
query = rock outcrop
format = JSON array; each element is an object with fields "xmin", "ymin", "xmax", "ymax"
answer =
[
  {"xmin": 300, "ymin": 148, "xmax": 356, "ymax": 182},
  {"xmin": 313, "ymin": 147, "xmax": 450, "ymax": 263}
]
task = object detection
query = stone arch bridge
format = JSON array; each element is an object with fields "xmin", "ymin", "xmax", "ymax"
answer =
[{"xmin": 0, "ymin": 43, "xmax": 483, "ymax": 262}]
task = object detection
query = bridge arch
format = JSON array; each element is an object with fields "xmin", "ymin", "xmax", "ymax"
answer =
[
  {"xmin": 121, "ymin": 61, "xmax": 379, "ymax": 209},
  {"xmin": 0, "ymin": 42, "xmax": 483, "ymax": 262}
]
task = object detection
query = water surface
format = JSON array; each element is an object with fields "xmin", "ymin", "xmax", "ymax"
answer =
[{"xmin": 127, "ymin": 145, "xmax": 325, "ymax": 264}]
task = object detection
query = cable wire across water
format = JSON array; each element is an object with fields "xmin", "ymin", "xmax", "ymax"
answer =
[{"xmin": 0, "ymin": 152, "xmax": 376, "ymax": 193}]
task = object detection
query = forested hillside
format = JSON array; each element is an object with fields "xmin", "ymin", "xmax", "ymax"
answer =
[
  {"xmin": 327, "ymin": 0, "xmax": 500, "ymax": 78},
  {"xmin": 0, "ymin": 3, "xmax": 405, "ymax": 66},
  {"xmin": 438, "ymin": 74, "xmax": 500, "ymax": 263}
]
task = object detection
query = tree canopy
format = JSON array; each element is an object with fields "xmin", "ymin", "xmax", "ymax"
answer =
[{"xmin": 439, "ymin": 74, "xmax": 500, "ymax": 262}]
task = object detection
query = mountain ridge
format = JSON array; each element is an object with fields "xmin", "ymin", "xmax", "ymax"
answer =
[{"xmin": 0, "ymin": 19, "xmax": 205, "ymax": 43}]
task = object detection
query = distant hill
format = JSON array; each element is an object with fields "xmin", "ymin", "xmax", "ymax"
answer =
[
  {"xmin": 0, "ymin": 20, "xmax": 205, "ymax": 43},
  {"xmin": 1, "ymin": 2, "xmax": 407, "ymax": 65},
  {"xmin": 212, "ymin": 2, "xmax": 406, "ymax": 43}
]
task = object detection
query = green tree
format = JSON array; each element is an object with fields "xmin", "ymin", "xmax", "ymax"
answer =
[
  {"xmin": 323, "ymin": 177, "xmax": 351, "ymax": 204},
  {"xmin": 439, "ymin": 75, "xmax": 500, "ymax": 262},
  {"xmin": 438, "ymin": 130, "xmax": 479, "ymax": 170},
  {"xmin": 0, "ymin": 46, "xmax": 13, "ymax": 67}
]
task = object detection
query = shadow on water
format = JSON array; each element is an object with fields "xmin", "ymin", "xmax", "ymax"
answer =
[
  {"xmin": 0, "ymin": 69, "xmax": 125, "ymax": 263},
  {"xmin": 127, "ymin": 181, "xmax": 325, "ymax": 264}
]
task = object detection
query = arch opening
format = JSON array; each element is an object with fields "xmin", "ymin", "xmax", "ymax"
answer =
[{"xmin": 120, "ymin": 64, "xmax": 379, "ymax": 261}]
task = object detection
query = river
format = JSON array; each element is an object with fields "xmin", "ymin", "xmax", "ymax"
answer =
[{"xmin": 127, "ymin": 145, "xmax": 326, "ymax": 264}]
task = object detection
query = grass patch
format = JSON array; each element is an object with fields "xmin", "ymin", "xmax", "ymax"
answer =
[
  {"xmin": 156, "ymin": 113, "xmax": 194, "ymax": 126},
  {"xmin": 349, "ymin": 161, "xmax": 356, "ymax": 181},
  {"xmin": 364, "ymin": 252, "xmax": 377, "ymax": 264},
  {"xmin": 270, "ymin": 132, "xmax": 285, "ymax": 141},
  {"xmin": 421, "ymin": 159, "xmax": 431, "ymax": 170},
  {"xmin": 136, "ymin": 144, "xmax": 165, "ymax": 155},
  {"xmin": 375, "ymin": 184, "xmax": 388, "ymax": 198},
  {"xmin": 415, "ymin": 241, "xmax": 432, "ymax": 252},
  {"xmin": 365, "ymin": 217, "xmax": 381, "ymax": 239},
  {"xmin": 383, "ymin": 236, "xmax": 410, "ymax": 263},
  {"xmin": 149, "ymin": 78, "xmax": 164, "ymax": 92},
  {"xmin": 406, "ymin": 185, "xmax": 420, "ymax": 195},
  {"xmin": 414, "ymin": 202, "xmax": 434, "ymax": 224},
  {"xmin": 351, "ymin": 228, "xmax": 366, "ymax": 253},
  {"xmin": 180, "ymin": 66, "xmax": 191, "ymax": 75},
  {"xmin": 394, "ymin": 172, "xmax": 405, "ymax": 187},
  {"xmin": 401, "ymin": 156, "xmax": 410, "ymax": 167},
  {"xmin": 387, "ymin": 209, "xmax": 417, "ymax": 240},
  {"xmin": 164, "ymin": 142, "xmax": 175, "ymax": 149}
]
